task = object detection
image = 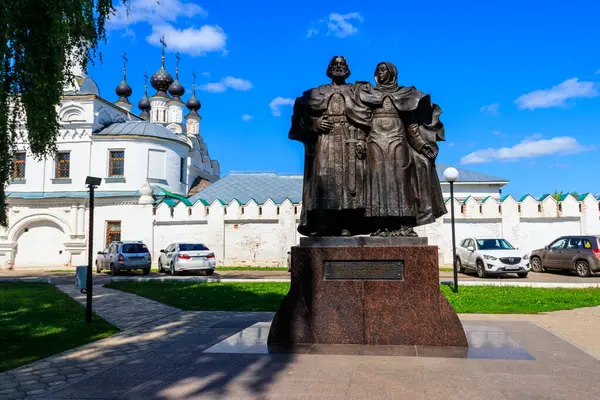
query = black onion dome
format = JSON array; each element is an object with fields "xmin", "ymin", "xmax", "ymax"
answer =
[
  {"xmin": 186, "ymin": 92, "xmax": 201, "ymax": 111},
  {"xmin": 168, "ymin": 79, "xmax": 185, "ymax": 98},
  {"xmin": 116, "ymin": 79, "xmax": 132, "ymax": 98},
  {"xmin": 151, "ymin": 65, "xmax": 174, "ymax": 95},
  {"xmin": 138, "ymin": 91, "xmax": 150, "ymax": 111}
]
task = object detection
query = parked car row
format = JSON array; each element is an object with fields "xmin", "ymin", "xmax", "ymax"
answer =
[
  {"xmin": 454, "ymin": 235, "xmax": 600, "ymax": 278},
  {"xmin": 95, "ymin": 241, "xmax": 216, "ymax": 276}
]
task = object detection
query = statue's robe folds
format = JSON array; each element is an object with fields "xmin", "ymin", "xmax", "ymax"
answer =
[
  {"xmin": 289, "ymin": 83, "xmax": 371, "ymax": 235},
  {"xmin": 357, "ymin": 83, "xmax": 447, "ymax": 227}
]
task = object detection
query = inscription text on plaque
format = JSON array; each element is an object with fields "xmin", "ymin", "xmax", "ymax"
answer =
[{"xmin": 324, "ymin": 261, "xmax": 404, "ymax": 280}]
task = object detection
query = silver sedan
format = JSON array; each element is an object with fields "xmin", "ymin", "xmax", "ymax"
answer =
[{"xmin": 157, "ymin": 243, "xmax": 216, "ymax": 276}]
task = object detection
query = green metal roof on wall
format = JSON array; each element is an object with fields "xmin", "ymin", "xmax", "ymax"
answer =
[
  {"xmin": 518, "ymin": 194, "xmax": 531, "ymax": 202},
  {"xmin": 155, "ymin": 186, "xmax": 192, "ymax": 206},
  {"xmin": 577, "ymin": 193, "xmax": 590, "ymax": 201},
  {"xmin": 481, "ymin": 196, "xmax": 491, "ymax": 203},
  {"xmin": 461, "ymin": 195, "xmax": 472, "ymax": 204},
  {"xmin": 538, "ymin": 194, "xmax": 550, "ymax": 201},
  {"xmin": 500, "ymin": 194, "xmax": 513, "ymax": 202}
]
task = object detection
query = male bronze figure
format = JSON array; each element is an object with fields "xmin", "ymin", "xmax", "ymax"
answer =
[{"xmin": 289, "ymin": 56, "xmax": 371, "ymax": 236}]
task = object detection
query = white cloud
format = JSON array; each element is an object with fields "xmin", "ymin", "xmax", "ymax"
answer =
[
  {"xmin": 514, "ymin": 78, "xmax": 598, "ymax": 110},
  {"xmin": 199, "ymin": 76, "xmax": 253, "ymax": 93},
  {"xmin": 306, "ymin": 28, "xmax": 320, "ymax": 38},
  {"xmin": 307, "ymin": 13, "xmax": 363, "ymax": 39},
  {"xmin": 269, "ymin": 97, "xmax": 294, "ymax": 116},
  {"xmin": 460, "ymin": 136, "xmax": 588, "ymax": 165},
  {"xmin": 242, "ymin": 114, "xmax": 253, "ymax": 122},
  {"xmin": 108, "ymin": 0, "xmax": 227, "ymax": 56},
  {"xmin": 147, "ymin": 24, "xmax": 227, "ymax": 57},
  {"xmin": 480, "ymin": 103, "xmax": 500, "ymax": 115},
  {"xmin": 108, "ymin": 0, "xmax": 207, "ymax": 29},
  {"xmin": 595, "ymin": 68, "xmax": 600, "ymax": 75}
]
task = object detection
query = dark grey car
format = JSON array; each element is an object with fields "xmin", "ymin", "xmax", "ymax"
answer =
[
  {"xmin": 529, "ymin": 236, "xmax": 600, "ymax": 277},
  {"xmin": 96, "ymin": 241, "xmax": 151, "ymax": 275}
]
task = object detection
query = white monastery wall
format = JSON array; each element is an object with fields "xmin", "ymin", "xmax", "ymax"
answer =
[{"xmin": 2, "ymin": 193, "xmax": 599, "ymax": 269}]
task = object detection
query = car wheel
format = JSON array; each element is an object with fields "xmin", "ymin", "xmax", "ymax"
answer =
[
  {"xmin": 170, "ymin": 263, "xmax": 176, "ymax": 276},
  {"xmin": 476, "ymin": 260, "xmax": 487, "ymax": 278},
  {"xmin": 96, "ymin": 261, "xmax": 101, "ymax": 274},
  {"xmin": 576, "ymin": 260, "xmax": 591, "ymax": 277},
  {"xmin": 205, "ymin": 269, "xmax": 214, "ymax": 276},
  {"xmin": 157, "ymin": 260, "xmax": 163, "ymax": 273},
  {"xmin": 455, "ymin": 257, "xmax": 463, "ymax": 274},
  {"xmin": 530, "ymin": 257, "xmax": 544, "ymax": 273},
  {"xmin": 517, "ymin": 272, "xmax": 528, "ymax": 278},
  {"xmin": 142, "ymin": 268, "xmax": 150, "ymax": 276},
  {"xmin": 110, "ymin": 264, "xmax": 118, "ymax": 276}
]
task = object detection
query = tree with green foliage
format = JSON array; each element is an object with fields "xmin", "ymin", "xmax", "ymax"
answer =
[
  {"xmin": 0, "ymin": 0, "xmax": 131, "ymax": 227},
  {"xmin": 551, "ymin": 190, "xmax": 579, "ymax": 201}
]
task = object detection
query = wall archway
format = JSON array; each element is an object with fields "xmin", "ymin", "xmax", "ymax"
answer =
[
  {"xmin": 8, "ymin": 213, "xmax": 71, "ymax": 243},
  {"xmin": 11, "ymin": 216, "xmax": 70, "ymax": 268}
]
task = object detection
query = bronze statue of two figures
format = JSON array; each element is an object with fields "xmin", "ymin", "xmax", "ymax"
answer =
[{"xmin": 290, "ymin": 56, "xmax": 447, "ymax": 238}]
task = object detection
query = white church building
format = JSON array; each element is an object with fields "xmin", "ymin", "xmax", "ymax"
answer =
[{"xmin": 1, "ymin": 52, "xmax": 599, "ymax": 269}]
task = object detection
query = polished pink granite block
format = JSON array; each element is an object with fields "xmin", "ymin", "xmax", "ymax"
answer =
[{"xmin": 268, "ymin": 240, "xmax": 467, "ymax": 348}]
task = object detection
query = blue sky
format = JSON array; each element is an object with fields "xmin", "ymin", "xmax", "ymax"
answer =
[{"xmin": 90, "ymin": 0, "xmax": 600, "ymax": 197}]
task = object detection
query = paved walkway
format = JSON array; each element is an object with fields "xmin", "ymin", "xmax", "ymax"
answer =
[{"xmin": 56, "ymin": 285, "xmax": 181, "ymax": 330}]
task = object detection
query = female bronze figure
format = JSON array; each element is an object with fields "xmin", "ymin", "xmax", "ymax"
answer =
[{"xmin": 358, "ymin": 62, "xmax": 446, "ymax": 236}]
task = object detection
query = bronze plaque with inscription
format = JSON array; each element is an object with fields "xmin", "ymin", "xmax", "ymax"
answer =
[{"xmin": 323, "ymin": 261, "xmax": 404, "ymax": 280}]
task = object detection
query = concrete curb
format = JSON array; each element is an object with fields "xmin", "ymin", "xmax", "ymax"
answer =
[
  {"xmin": 0, "ymin": 277, "xmax": 52, "ymax": 283},
  {"xmin": 441, "ymin": 280, "xmax": 600, "ymax": 289}
]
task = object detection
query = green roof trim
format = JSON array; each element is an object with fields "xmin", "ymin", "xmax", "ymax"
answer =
[
  {"xmin": 163, "ymin": 198, "xmax": 179, "ymax": 207},
  {"xmin": 577, "ymin": 193, "xmax": 590, "ymax": 201},
  {"xmin": 461, "ymin": 195, "xmax": 472, "ymax": 204},
  {"xmin": 538, "ymin": 194, "xmax": 550, "ymax": 201},
  {"xmin": 500, "ymin": 194, "xmax": 513, "ymax": 202},
  {"xmin": 481, "ymin": 196, "xmax": 491, "ymax": 203},
  {"xmin": 518, "ymin": 194, "xmax": 530, "ymax": 202},
  {"xmin": 558, "ymin": 194, "xmax": 570, "ymax": 201},
  {"xmin": 155, "ymin": 186, "xmax": 192, "ymax": 206},
  {"xmin": 194, "ymin": 198, "xmax": 209, "ymax": 206}
]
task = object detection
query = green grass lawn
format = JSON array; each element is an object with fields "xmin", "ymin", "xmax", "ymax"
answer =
[
  {"xmin": 106, "ymin": 281, "xmax": 290, "ymax": 311},
  {"xmin": 106, "ymin": 281, "xmax": 600, "ymax": 314},
  {"xmin": 0, "ymin": 283, "xmax": 118, "ymax": 373},
  {"xmin": 440, "ymin": 285, "xmax": 600, "ymax": 313}
]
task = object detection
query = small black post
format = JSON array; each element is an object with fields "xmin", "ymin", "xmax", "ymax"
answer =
[
  {"xmin": 86, "ymin": 184, "xmax": 95, "ymax": 323},
  {"xmin": 450, "ymin": 182, "xmax": 458, "ymax": 293}
]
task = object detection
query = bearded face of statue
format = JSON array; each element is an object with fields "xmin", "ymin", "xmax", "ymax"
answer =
[{"xmin": 326, "ymin": 56, "xmax": 351, "ymax": 81}]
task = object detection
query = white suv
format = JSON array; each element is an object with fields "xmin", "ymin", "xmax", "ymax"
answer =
[{"xmin": 455, "ymin": 238, "xmax": 530, "ymax": 278}]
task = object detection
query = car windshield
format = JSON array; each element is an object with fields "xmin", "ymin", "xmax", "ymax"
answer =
[
  {"xmin": 121, "ymin": 243, "xmax": 149, "ymax": 253},
  {"xmin": 179, "ymin": 244, "xmax": 209, "ymax": 251},
  {"xmin": 476, "ymin": 239, "xmax": 514, "ymax": 250}
]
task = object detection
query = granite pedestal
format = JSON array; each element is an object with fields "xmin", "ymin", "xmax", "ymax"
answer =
[{"xmin": 267, "ymin": 237, "xmax": 467, "ymax": 348}]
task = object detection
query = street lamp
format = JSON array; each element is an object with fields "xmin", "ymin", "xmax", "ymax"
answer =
[
  {"xmin": 85, "ymin": 176, "xmax": 102, "ymax": 323},
  {"xmin": 443, "ymin": 167, "xmax": 460, "ymax": 293}
]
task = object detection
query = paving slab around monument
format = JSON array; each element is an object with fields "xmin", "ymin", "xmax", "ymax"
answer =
[{"xmin": 17, "ymin": 316, "xmax": 600, "ymax": 400}]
